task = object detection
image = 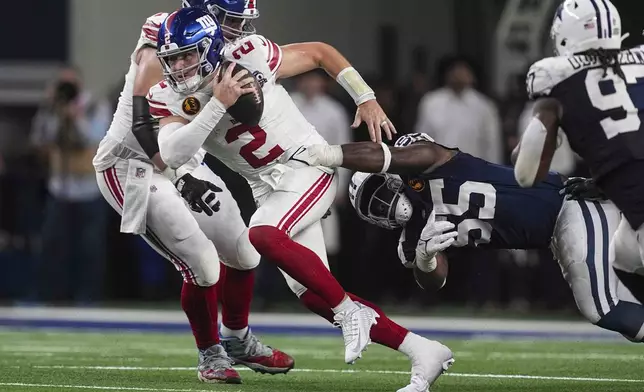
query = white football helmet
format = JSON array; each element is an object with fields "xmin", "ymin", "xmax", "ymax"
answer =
[
  {"xmin": 550, "ymin": 0, "xmax": 621, "ymax": 56},
  {"xmin": 349, "ymin": 172, "xmax": 413, "ymax": 230}
]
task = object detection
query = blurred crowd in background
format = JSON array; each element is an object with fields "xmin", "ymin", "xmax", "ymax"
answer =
[
  {"xmin": 0, "ymin": 55, "xmax": 585, "ymax": 314},
  {"xmin": 1, "ymin": 0, "xmax": 643, "ymax": 317}
]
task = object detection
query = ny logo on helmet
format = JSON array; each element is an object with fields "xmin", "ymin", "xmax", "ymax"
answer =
[{"xmin": 196, "ymin": 14, "xmax": 217, "ymax": 31}]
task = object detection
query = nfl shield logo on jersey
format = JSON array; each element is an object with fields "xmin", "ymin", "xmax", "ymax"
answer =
[{"xmin": 135, "ymin": 168, "xmax": 147, "ymax": 179}]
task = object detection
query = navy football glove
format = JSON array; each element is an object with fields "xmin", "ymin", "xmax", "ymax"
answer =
[{"xmin": 560, "ymin": 177, "xmax": 607, "ymax": 201}]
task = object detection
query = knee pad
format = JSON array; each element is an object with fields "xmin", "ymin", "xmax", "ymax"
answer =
[
  {"xmin": 231, "ymin": 228, "xmax": 261, "ymax": 270},
  {"xmin": 178, "ymin": 238, "xmax": 220, "ymax": 287}
]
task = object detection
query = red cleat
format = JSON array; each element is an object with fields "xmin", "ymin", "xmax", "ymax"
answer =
[{"xmin": 221, "ymin": 329, "xmax": 295, "ymax": 374}]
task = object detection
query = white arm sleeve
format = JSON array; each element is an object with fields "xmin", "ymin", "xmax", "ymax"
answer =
[
  {"xmin": 514, "ymin": 116, "xmax": 548, "ymax": 187},
  {"xmin": 158, "ymin": 98, "xmax": 227, "ymax": 169}
]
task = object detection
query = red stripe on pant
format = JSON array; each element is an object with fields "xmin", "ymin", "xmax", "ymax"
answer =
[
  {"xmin": 277, "ymin": 173, "xmax": 332, "ymax": 234},
  {"xmin": 285, "ymin": 173, "xmax": 333, "ymax": 235},
  {"xmin": 103, "ymin": 166, "xmax": 196, "ymax": 284}
]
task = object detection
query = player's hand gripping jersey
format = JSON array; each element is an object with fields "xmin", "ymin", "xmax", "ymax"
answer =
[
  {"xmin": 396, "ymin": 134, "xmax": 565, "ymax": 262},
  {"xmin": 93, "ymin": 12, "xmax": 206, "ymax": 172},
  {"xmin": 149, "ymin": 34, "xmax": 327, "ymax": 198},
  {"xmin": 526, "ymin": 47, "xmax": 644, "ymax": 180}
]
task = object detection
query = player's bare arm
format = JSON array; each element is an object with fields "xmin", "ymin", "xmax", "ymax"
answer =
[
  {"xmin": 513, "ymin": 97, "xmax": 563, "ymax": 187},
  {"xmin": 277, "ymin": 42, "xmax": 396, "ymax": 143},
  {"xmin": 295, "ymin": 141, "xmax": 454, "ymax": 175},
  {"xmin": 132, "ymin": 47, "xmax": 167, "ymax": 170},
  {"xmin": 158, "ymin": 63, "xmax": 255, "ymax": 169}
]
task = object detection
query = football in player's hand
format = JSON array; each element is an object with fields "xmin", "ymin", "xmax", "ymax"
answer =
[
  {"xmin": 413, "ymin": 253, "xmax": 448, "ymax": 292},
  {"xmin": 220, "ymin": 60, "xmax": 264, "ymax": 126}
]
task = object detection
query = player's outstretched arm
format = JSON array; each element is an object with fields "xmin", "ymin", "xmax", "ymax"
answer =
[
  {"xmin": 294, "ymin": 141, "xmax": 449, "ymax": 175},
  {"xmin": 132, "ymin": 47, "xmax": 167, "ymax": 170},
  {"xmin": 514, "ymin": 97, "xmax": 562, "ymax": 187},
  {"xmin": 277, "ymin": 42, "xmax": 395, "ymax": 143}
]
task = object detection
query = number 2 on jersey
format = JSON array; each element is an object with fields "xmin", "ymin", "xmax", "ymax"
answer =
[
  {"xmin": 586, "ymin": 66, "xmax": 644, "ymax": 139},
  {"xmin": 225, "ymin": 124, "xmax": 284, "ymax": 169},
  {"xmin": 232, "ymin": 42, "xmax": 256, "ymax": 60}
]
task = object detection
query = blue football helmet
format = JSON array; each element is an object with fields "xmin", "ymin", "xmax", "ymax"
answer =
[
  {"xmin": 181, "ymin": 0, "xmax": 259, "ymax": 40},
  {"xmin": 157, "ymin": 7, "xmax": 225, "ymax": 93}
]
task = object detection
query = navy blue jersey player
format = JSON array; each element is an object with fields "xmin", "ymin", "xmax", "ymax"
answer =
[
  {"xmin": 514, "ymin": 0, "xmax": 644, "ymax": 283},
  {"xmin": 287, "ymin": 132, "xmax": 644, "ymax": 342}
]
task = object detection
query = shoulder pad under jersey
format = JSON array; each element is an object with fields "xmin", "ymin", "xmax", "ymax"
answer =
[
  {"xmin": 526, "ymin": 56, "xmax": 582, "ymax": 99},
  {"xmin": 394, "ymin": 133, "xmax": 435, "ymax": 147}
]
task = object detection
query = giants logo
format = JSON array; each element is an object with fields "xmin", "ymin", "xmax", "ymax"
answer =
[{"xmin": 196, "ymin": 14, "xmax": 217, "ymax": 32}]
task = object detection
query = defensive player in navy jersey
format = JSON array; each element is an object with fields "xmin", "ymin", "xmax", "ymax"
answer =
[
  {"xmin": 287, "ymin": 132, "xmax": 644, "ymax": 342},
  {"xmin": 514, "ymin": 0, "xmax": 644, "ymax": 292}
]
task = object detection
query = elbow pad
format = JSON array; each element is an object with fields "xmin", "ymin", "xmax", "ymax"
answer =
[{"xmin": 132, "ymin": 96, "xmax": 160, "ymax": 159}]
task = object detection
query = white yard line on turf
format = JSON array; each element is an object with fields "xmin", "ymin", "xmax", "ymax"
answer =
[
  {"xmin": 26, "ymin": 366, "xmax": 644, "ymax": 383},
  {"xmin": 8, "ymin": 346, "xmax": 644, "ymax": 361},
  {"xmin": 0, "ymin": 384, "xmax": 237, "ymax": 392}
]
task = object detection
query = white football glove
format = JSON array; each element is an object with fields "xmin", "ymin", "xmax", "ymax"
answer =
[
  {"xmin": 415, "ymin": 211, "xmax": 458, "ymax": 272},
  {"xmin": 283, "ymin": 144, "xmax": 343, "ymax": 168}
]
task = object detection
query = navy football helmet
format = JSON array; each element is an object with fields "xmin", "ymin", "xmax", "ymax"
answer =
[
  {"xmin": 182, "ymin": 0, "xmax": 259, "ymax": 40},
  {"xmin": 157, "ymin": 7, "xmax": 225, "ymax": 93}
]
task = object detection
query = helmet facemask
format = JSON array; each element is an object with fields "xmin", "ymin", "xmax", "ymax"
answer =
[
  {"xmin": 210, "ymin": 4, "xmax": 257, "ymax": 40},
  {"xmin": 158, "ymin": 37, "xmax": 218, "ymax": 93},
  {"xmin": 354, "ymin": 173, "xmax": 413, "ymax": 230}
]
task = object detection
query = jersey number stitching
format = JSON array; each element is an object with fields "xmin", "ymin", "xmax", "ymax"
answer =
[
  {"xmin": 585, "ymin": 67, "xmax": 644, "ymax": 140},
  {"xmin": 225, "ymin": 124, "xmax": 285, "ymax": 169},
  {"xmin": 429, "ymin": 179, "xmax": 497, "ymax": 247},
  {"xmin": 232, "ymin": 42, "xmax": 256, "ymax": 60}
]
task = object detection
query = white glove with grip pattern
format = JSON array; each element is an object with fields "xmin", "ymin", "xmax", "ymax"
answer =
[{"xmin": 415, "ymin": 211, "xmax": 457, "ymax": 272}]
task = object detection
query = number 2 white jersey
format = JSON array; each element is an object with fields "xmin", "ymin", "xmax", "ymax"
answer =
[
  {"xmin": 93, "ymin": 12, "xmax": 205, "ymax": 172},
  {"xmin": 526, "ymin": 48, "xmax": 644, "ymax": 180},
  {"xmin": 148, "ymin": 34, "xmax": 327, "ymax": 197}
]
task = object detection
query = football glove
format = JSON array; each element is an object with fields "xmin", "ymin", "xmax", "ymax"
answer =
[
  {"xmin": 175, "ymin": 173, "xmax": 222, "ymax": 216},
  {"xmin": 560, "ymin": 177, "xmax": 607, "ymax": 201},
  {"xmin": 283, "ymin": 145, "xmax": 343, "ymax": 168},
  {"xmin": 415, "ymin": 211, "xmax": 458, "ymax": 272}
]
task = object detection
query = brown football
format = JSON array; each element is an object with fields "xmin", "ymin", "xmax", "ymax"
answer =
[
  {"xmin": 413, "ymin": 252, "xmax": 448, "ymax": 292},
  {"xmin": 219, "ymin": 60, "xmax": 264, "ymax": 126}
]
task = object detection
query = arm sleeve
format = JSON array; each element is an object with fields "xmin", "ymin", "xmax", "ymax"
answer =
[
  {"xmin": 158, "ymin": 99, "xmax": 227, "ymax": 169},
  {"xmin": 483, "ymin": 102, "xmax": 503, "ymax": 164}
]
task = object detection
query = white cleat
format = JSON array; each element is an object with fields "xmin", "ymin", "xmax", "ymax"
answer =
[
  {"xmin": 333, "ymin": 302, "xmax": 379, "ymax": 364},
  {"xmin": 396, "ymin": 338, "xmax": 454, "ymax": 392}
]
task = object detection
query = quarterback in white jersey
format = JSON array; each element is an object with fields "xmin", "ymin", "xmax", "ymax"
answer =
[
  {"xmin": 152, "ymin": 4, "xmax": 453, "ymax": 391},
  {"xmin": 92, "ymin": 10, "xmax": 293, "ymax": 383}
]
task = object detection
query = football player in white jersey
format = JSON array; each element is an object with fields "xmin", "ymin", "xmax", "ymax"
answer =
[
  {"xmin": 150, "ymin": 6, "xmax": 454, "ymax": 389},
  {"xmin": 514, "ymin": 0, "xmax": 644, "ymax": 325},
  {"xmin": 92, "ymin": 10, "xmax": 293, "ymax": 384}
]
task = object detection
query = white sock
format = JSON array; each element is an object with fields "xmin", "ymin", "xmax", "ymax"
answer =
[
  {"xmin": 397, "ymin": 332, "xmax": 419, "ymax": 358},
  {"xmin": 220, "ymin": 325, "xmax": 249, "ymax": 339},
  {"xmin": 332, "ymin": 296, "xmax": 359, "ymax": 314}
]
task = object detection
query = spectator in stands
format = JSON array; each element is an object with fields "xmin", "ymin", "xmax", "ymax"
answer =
[
  {"xmin": 30, "ymin": 65, "xmax": 111, "ymax": 304},
  {"xmin": 415, "ymin": 56, "xmax": 503, "ymax": 164},
  {"xmin": 291, "ymin": 70, "xmax": 351, "ymax": 257}
]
